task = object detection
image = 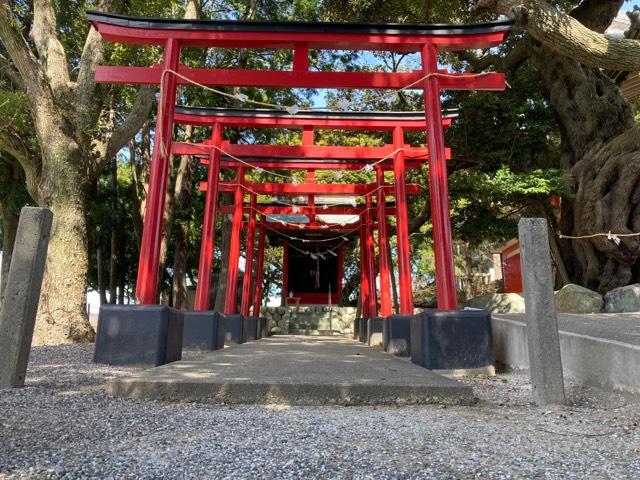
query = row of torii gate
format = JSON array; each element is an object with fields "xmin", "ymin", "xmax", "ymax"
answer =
[{"xmin": 88, "ymin": 11, "xmax": 511, "ymax": 318}]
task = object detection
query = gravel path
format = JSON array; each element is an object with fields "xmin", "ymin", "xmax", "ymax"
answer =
[{"xmin": 1, "ymin": 344, "xmax": 639, "ymax": 479}]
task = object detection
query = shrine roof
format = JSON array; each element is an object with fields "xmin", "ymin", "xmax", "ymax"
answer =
[
  {"xmin": 88, "ymin": 11, "xmax": 512, "ymax": 37},
  {"xmin": 87, "ymin": 11, "xmax": 512, "ymax": 50}
]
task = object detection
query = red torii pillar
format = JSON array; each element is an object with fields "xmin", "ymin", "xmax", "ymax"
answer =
[
  {"xmin": 224, "ymin": 167, "xmax": 245, "ymax": 314},
  {"xmin": 365, "ymin": 196, "xmax": 377, "ymax": 317},
  {"xmin": 194, "ymin": 123, "xmax": 222, "ymax": 311},
  {"xmin": 393, "ymin": 127, "xmax": 414, "ymax": 314},
  {"xmin": 376, "ymin": 168, "xmax": 392, "ymax": 317},
  {"xmin": 252, "ymin": 219, "xmax": 266, "ymax": 315},
  {"xmin": 135, "ymin": 39, "xmax": 180, "ymax": 304},
  {"xmin": 422, "ymin": 43, "xmax": 459, "ymax": 310},
  {"xmin": 241, "ymin": 194, "xmax": 257, "ymax": 316},
  {"xmin": 358, "ymin": 220, "xmax": 371, "ymax": 318}
]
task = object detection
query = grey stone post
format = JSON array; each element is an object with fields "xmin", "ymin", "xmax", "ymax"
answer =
[
  {"xmin": 518, "ymin": 217, "xmax": 565, "ymax": 405},
  {"xmin": 0, "ymin": 207, "xmax": 53, "ymax": 388}
]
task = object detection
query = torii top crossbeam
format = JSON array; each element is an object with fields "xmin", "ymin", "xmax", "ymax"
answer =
[{"xmin": 88, "ymin": 11, "xmax": 511, "ymax": 312}]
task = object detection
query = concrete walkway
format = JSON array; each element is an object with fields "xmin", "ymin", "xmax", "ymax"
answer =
[{"xmin": 106, "ymin": 336, "xmax": 473, "ymax": 406}]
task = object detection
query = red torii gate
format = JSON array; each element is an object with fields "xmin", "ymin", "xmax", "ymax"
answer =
[
  {"xmin": 88, "ymin": 11, "xmax": 511, "ymax": 313},
  {"xmin": 172, "ymin": 107, "xmax": 438, "ymax": 317}
]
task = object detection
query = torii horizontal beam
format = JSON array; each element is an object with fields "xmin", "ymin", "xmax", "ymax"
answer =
[
  {"xmin": 174, "ymin": 106, "xmax": 456, "ymax": 131},
  {"xmin": 217, "ymin": 205, "xmax": 397, "ymax": 215},
  {"xmin": 172, "ymin": 142, "xmax": 450, "ymax": 161},
  {"xmin": 88, "ymin": 11, "xmax": 512, "ymax": 51},
  {"xmin": 204, "ymin": 182, "xmax": 422, "ymax": 195},
  {"xmin": 95, "ymin": 65, "xmax": 506, "ymax": 91}
]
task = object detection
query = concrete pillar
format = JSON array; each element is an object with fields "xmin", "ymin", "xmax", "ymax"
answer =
[
  {"xmin": 518, "ymin": 217, "xmax": 565, "ymax": 405},
  {"xmin": 0, "ymin": 207, "xmax": 53, "ymax": 388}
]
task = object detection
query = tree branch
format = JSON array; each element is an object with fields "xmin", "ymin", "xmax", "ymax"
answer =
[
  {"xmin": 103, "ymin": 86, "xmax": 156, "ymax": 162},
  {"xmin": 570, "ymin": 0, "xmax": 623, "ymax": 33},
  {"xmin": 0, "ymin": 52, "xmax": 23, "ymax": 90},
  {"xmin": 0, "ymin": 130, "xmax": 40, "ymax": 197},
  {"xmin": 457, "ymin": 37, "xmax": 531, "ymax": 73},
  {"xmin": 474, "ymin": 0, "xmax": 640, "ymax": 71},
  {"xmin": 0, "ymin": 0, "xmax": 48, "ymax": 100},
  {"xmin": 75, "ymin": 0, "xmax": 125, "ymax": 129},
  {"xmin": 29, "ymin": 0, "xmax": 71, "ymax": 97}
]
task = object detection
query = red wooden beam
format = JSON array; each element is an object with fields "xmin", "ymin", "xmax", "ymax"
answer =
[
  {"xmin": 88, "ymin": 13, "xmax": 511, "ymax": 51},
  {"xmin": 95, "ymin": 65, "xmax": 506, "ymax": 91},
  {"xmin": 264, "ymin": 222, "xmax": 363, "ymax": 232},
  {"xmin": 204, "ymin": 181, "xmax": 421, "ymax": 195},
  {"xmin": 217, "ymin": 205, "xmax": 398, "ymax": 215},
  {"xmin": 174, "ymin": 109, "xmax": 453, "ymax": 131},
  {"xmin": 172, "ymin": 142, "xmax": 451, "ymax": 165}
]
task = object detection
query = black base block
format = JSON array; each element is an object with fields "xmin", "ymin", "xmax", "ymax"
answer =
[
  {"xmin": 367, "ymin": 317, "xmax": 384, "ymax": 346},
  {"xmin": 383, "ymin": 315, "xmax": 412, "ymax": 357},
  {"xmin": 410, "ymin": 310, "xmax": 493, "ymax": 370},
  {"xmin": 258, "ymin": 317, "xmax": 269, "ymax": 338},
  {"xmin": 244, "ymin": 316, "xmax": 258, "ymax": 341},
  {"xmin": 357, "ymin": 318, "xmax": 367, "ymax": 343},
  {"xmin": 353, "ymin": 317, "xmax": 360, "ymax": 340},
  {"xmin": 94, "ymin": 305, "xmax": 183, "ymax": 367},
  {"xmin": 182, "ymin": 311, "xmax": 225, "ymax": 351},
  {"xmin": 225, "ymin": 314, "xmax": 245, "ymax": 344}
]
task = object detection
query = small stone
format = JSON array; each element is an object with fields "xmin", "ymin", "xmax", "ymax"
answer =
[
  {"xmin": 465, "ymin": 293, "xmax": 525, "ymax": 313},
  {"xmin": 554, "ymin": 284, "xmax": 603, "ymax": 313},
  {"xmin": 604, "ymin": 284, "xmax": 640, "ymax": 312}
]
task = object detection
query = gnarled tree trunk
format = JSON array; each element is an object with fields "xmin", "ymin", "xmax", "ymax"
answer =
[{"xmin": 477, "ymin": 0, "xmax": 640, "ymax": 291}]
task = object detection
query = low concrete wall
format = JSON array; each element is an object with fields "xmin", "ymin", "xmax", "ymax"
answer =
[
  {"xmin": 493, "ymin": 316, "xmax": 640, "ymax": 394},
  {"xmin": 260, "ymin": 306, "xmax": 357, "ymax": 335}
]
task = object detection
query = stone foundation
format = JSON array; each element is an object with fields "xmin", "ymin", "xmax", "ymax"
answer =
[{"xmin": 260, "ymin": 305, "xmax": 357, "ymax": 335}]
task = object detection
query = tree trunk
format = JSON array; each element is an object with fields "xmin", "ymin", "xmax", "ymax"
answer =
[
  {"xmin": 528, "ymin": 44, "xmax": 640, "ymax": 291},
  {"xmin": 109, "ymin": 157, "xmax": 118, "ymax": 303},
  {"xmin": 97, "ymin": 246, "xmax": 107, "ymax": 304},
  {"xmin": 474, "ymin": 0, "xmax": 640, "ymax": 292},
  {"xmin": 171, "ymin": 139, "xmax": 194, "ymax": 309},
  {"xmin": 34, "ymin": 182, "xmax": 94, "ymax": 344}
]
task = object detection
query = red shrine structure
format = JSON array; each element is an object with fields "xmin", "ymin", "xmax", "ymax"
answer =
[{"xmin": 90, "ymin": 11, "xmax": 512, "ymax": 369}]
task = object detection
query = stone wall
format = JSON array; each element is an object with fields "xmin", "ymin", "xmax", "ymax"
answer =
[{"xmin": 260, "ymin": 305, "xmax": 357, "ymax": 335}]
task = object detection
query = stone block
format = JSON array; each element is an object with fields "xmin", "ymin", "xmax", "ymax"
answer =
[
  {"xmin": 182, "ymin": 311, "xmax": 225, "ymax": 351},
  {"xmin": 367, "ymin": 317, "xmax": 384, "ymax": 347},
  {"xmin": 94, "ymin": 305, "xmax": 183, "ymax": 367},
  {"xmin": 465, "ymin": 293, "xmax": 525, "ymax": 313},
  {"xmin": 604, "ymin": 284, "xmax": 640, "ymax": 312},
  {"xmin": 224, "ymin": 314, "xmax": 245, "ymax": 344},
  {"xmin": 518, "ymin": 217, "xmax": 565, "ymax": 405},
  {"xmin": 0, "ymin": 207, "xmax": 53, "ymax": 388},
  {"xmin": 410, "ymin": 310, "xmax": 493, "ymax": 370},
  {"xmin": 244, "ymin": 316, "xmax": 258, "ymax": 341},
  {"xmin": 555, "ymin": 284, "xmax": 603, "ymax": 313},
  {"xmin": 383, "ymin": 315, "xmax": 412, "ymax": 357}
]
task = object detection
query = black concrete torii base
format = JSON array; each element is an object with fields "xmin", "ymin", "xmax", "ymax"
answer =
[
  {"xmin": 182, "ymin": 311, "xmax": 225, "ymax": 351},
  {"xmin": 383, "ymin": 314, "xmax": 413, "ymax": 357},
  {"xmin": 94, "ymin": 305, "xmax": 183, "ymax": 367},
  {"xmin": 224, "ymin": 314, "xmax": 246, "ymax": 344},
  {"xmin": 367, "ymin": 317, "xmax": 384, "ymax": 346},
  {"xmin": 244, "ymin": 316, "xmax": 258, "ymax": 341},
  {"xmin": 410, "ymin": 310, "xmax": 493, "ymax": 371}
]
